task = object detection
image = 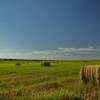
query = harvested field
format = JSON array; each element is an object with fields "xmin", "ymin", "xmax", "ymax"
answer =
[{"xmin": 0, "ymin": 60, "xmax": 100, "ymax": 99}]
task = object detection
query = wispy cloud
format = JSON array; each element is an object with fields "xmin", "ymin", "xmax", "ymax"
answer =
[
  {"xmin": 58, "ymin": 46, "xmax": 94, "ymax": 53},
  {"xmin": 0, "ymin": 46, "xmax": 100, "ymax": 59},
  {"xmin": 19, "ymin": 50, "xmax": 51, "ymax": 56}
]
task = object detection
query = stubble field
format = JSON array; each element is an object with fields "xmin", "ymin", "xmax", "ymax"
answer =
[{"xmin": 0, "ymin": 60, "xmax": 100, "ymax": 100}]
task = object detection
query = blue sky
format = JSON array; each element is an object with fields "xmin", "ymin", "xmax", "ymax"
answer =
[{"xmin": 0, "ymin": 0, "xmax": 100, "ymax": 59}]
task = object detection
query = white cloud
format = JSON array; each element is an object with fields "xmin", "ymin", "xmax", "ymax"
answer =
[
  {"xmin": 0, "ymin": 46, "xmax": 100, "ymax": 59},
  {"xmin": 58, "ymin": 46, "xmax": 94, "ymax": 53},
  {"xmin": 29, "ymin": 50, "xmax": 50, "ymax": 55}
]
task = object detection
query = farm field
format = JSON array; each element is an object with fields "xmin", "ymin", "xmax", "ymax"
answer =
[{"xmin": 0, "ymin": 60, "xmax": 100, "ymax": 100}]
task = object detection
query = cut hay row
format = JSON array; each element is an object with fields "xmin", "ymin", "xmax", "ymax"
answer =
[{"xmin": 80, "ymin": 65, "xmax": 100, "ymax": 85}]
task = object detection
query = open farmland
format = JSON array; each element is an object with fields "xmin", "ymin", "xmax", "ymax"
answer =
[{"xmin": 0, "ymin": 60, "xmax": 100, "ymax": 100}]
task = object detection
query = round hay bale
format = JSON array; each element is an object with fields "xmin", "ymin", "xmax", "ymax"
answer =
[
  {"xmin": 92, "ymin": 67, "xmax": 97, "ymax": 85},
  {"xmin": 16, "ymin": 62, "xmax": 21, "ymax": 66},
  {"xmin": 80, "ymin": 65, "xmax": 100, "ymax": 85},
  {"xmin": 41, "ymin": 62, "xmax": 50, "ymax": 67},
  {"xmin": 96, "ymin": 66, "xmax": 100, "ymax": 85},
  {"xmin": 80, "ymin": 67, "xmax": 86, "ymax": 83}
]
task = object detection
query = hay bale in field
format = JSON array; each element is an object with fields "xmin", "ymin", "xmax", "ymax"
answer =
[
  {"xmin": 80, "ymin": 65, "xmax": 100, "ymax": 85},
  {"xmin": 96, "ymin": 67, "xmax": 100, "ymax": 85},
  {"xmin": 16, "ymin": 62, "xmax": 21, "ymax": 66},
  {"xmin": 80, "ymin": 67, "xmax": 86, "ymax": 83},
  {"xmin": 80, "ymin": 66, "xmax": 89, "ymax": 83},
  {"xmin": 92, "ymin": 67, "xmax": 97, "ymax": 84},
  {"xmin": 41, "ymin": 62, "xmax": 50, "ymax": 67}
]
